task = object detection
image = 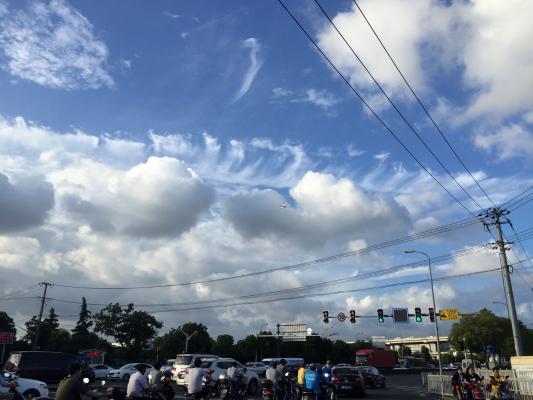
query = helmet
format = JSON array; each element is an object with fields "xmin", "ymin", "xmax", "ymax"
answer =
[
  {"xmin": 163, "ymin": 370, "xmax": 172, "ymax": 378},
  {"xmin": 309, "ymin": 364, "xmax": 316, "ymax": 371}
]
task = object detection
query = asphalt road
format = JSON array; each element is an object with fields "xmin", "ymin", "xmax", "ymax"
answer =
[{"xmin": 57, "ymin": 373, "xmax": 429, "ymax": 400}]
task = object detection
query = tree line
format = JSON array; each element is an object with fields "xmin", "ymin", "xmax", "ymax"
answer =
[{"xmin": 1, "ymin": 302, "xmax": 532, "ymax": 366}]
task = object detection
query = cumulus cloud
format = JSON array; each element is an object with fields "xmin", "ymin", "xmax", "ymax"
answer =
[
  {"xmin": 0, "ymin": 174, "xmax": 54, "ymax": 232},
  {"xmin": 224, "ymin": 171, "xmax": 412, "ymax": 248},
  {"xmin": 0, "ymin": 0, "xmax": 113, "ymax": 89},
  {"xmin": 473, "ymin": 124, "xmax": 533, "ymax": 160},
  {"xmin": 233, "ymin": 37, "xmax": 262, "ymax": 101},
  {"xmin": 61, "ymin": 157, "xmax": 215, "ymax": 237}
]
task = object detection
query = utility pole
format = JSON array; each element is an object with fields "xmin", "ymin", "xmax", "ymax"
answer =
[
  {"xmin": 482, "ymin": 208, "xmax": 523, "ymax": 356},
  {"xmin": 32, "ymin": 282, "xmax": 52, "ymax": 351}
]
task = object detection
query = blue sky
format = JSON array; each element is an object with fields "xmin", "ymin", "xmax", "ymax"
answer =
[{"xmin": 0, "ymin": 0, "xmax": 532, "ymax": 341}]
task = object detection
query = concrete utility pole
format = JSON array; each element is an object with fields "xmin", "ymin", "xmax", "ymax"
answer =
[
  {"xmin": 32, "ymin": 282, "xmax": 52, "ymax": 351},
  {"xmin": 486, "ymin": 208, "xmax": 524, "ymax": 356}
]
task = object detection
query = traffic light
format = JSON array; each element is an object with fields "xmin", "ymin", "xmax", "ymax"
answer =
[
  {"xmin": 377, "ymin": 309, "xmax": 385, "ymax": 324},
  {"xmin": 429, "ymin": 307, "xmax": 435, "ymax": 323},
  {"xmin": 350, "ymin": 309, "xmax": 356, "ymax": 323},
  {"xmin": 415, "ymin": 307, "xmax": 422, "ymax": 322},
  {"xmin": 323, "ymin": 310, "xmax": 329, "ymax": 324}
]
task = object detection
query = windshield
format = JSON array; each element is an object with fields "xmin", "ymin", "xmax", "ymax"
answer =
[
  {"xmin": 5, "ymin": 354, "xmax": 21, "ymax": 369},
  {"xmin": 175, "ymin": 356, "xmax": 193, "ymax": 366},
  {"xmin": 356, "ymin": 355, "xmax": 368, "ymax": 364}
]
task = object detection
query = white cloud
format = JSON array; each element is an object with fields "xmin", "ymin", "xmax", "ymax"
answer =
[
  {"xmin": 272, "ymin": 87, "xmax": 293, "ymax": 98},
  {"xmin": 0, "ymin": 0, "xmax": 113, "ymax": 89},
  {"xmin": 347, "ymin": 145, "xmax": 365, "ymax": 157},
  {"xmin": 302, "ymin": 89, "xmax": 340, "ymax": 110},
  {"xmin": 373, "ymin": 152, "xmax": 390, "ymax": 162},
  {"xmin": 233, "ymin": 37, "xmax": 263, "ymax": 101},
  {"xmin": 473, "ymin": 124, "xmax": 533, "ymax": 160}
]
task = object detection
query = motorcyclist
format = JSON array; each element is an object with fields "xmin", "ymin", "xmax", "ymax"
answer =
[
  {"xmin": 149, "ymin": 362, "xmax": 163, "ymax": 387},
  {"xmin": 464, "ymin": 367, "xmax": 483, "ymax": 400},
  {"xmin": 321, "ymin": 361, "xmax": 333, "ymax": 384},
  {"xmin": 55, "ymin": 363, "xmax": 92, "ymax": 400},
  {"xmin": 451, "ymin": 366, "xmax": 466, "ymax": 400},
  {"xmin": 297, "ymin": 363, "xmax": 306, "ymax": 400},
  {"xmin": 488, "ymin": 367, "xmax": 509, "ymax": 399},
  {"xmin": 188, "ymin": 358, "xmax": 210, "ymax": 397},
  {"xmin": 0, "ymin": 371, "xmax": 17, "ymax": 400},
  {"xmin": 304, "ymin": 364, "xmax": 320, "ymax": 398},
  {"xmin": 127, "ymin": 364, "xmax": 149, "ymax": 400},
  {"xmin": 156, "ymin": 370, "xmax": 176, "ymax": 400}
]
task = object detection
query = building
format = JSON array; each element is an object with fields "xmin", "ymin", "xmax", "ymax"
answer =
[{"xmin": 385, "ymin": 336, "xmax": 450, "ymax": 357}]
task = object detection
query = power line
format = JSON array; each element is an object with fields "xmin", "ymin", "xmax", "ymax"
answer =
[
  {"xmin": 275, "ymin": 0, "xmax": 476, "ymax": 216},
  {"xmin": 348, "ymin": 0, "xmax": 496, "ymax": 208},
  {"xmin": 50, "ymin": 215, "xmax": 480, "ymax": 290},
  {"xmin": 503, "ymin": 185, "xmax": 533, "ymax": 209},
  {"xmin": 313, "ymin": 0, "xmax": 486, "ymax": 211}
]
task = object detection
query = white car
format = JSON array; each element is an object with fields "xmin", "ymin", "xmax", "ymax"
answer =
[
  {"xmin": 1, "ymin": 371, "xmax": 49, "ymax": 399},
  {"xmin": 107, "ymin": 363, "xmax": 153, "ymax": 381},
  {"xmin": 91, "ymin": 364, "xmax": 114, "ymax": 379},
  {"xmin": 160, "ymin": 359, "xmax": 175, "ymax": 374},
  {"xmin": 244, "ymin": 362, "xmax": 267, "ymax": 377}
]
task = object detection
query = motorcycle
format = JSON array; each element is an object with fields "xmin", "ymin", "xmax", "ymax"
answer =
[
  {"xmin": 319, "ymin": 377, "xmax": 336, "ymax": 400},
  {"xmin": 496, "ymin": 379, "xmax": 514, "ymax": 400},
  {"xmin": 281, "ymin": 371, "xmax": 296, "ymax": 400}
]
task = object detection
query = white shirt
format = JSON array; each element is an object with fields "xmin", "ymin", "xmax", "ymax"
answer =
[
  {"xmin": 127, "ymin": 371, "xmax": 149, "ymax": 398},
  {"xmin": 188, "ymin": 368, "xmax": 207, "ymax": 394}
]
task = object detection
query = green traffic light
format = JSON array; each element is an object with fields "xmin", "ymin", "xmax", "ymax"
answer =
[
  {"xmin": 416, "ymin": 316, "xmax": 422, "ymax": 322},
  {"xmin": 378, "ymin": 317, "xmax": 384, "ymax": 323}
]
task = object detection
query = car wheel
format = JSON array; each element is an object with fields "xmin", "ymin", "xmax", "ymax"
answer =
[
  {"xmin": 248, "ymin": 379, "xmax": 258, "ymax": 395},
  {"xmin": 23, "ymin": 389, "xmax": 40, "ymax": 400},
  {"xmin": 122, "ymin": 373, "xmax": 130, "ymax": 382}
]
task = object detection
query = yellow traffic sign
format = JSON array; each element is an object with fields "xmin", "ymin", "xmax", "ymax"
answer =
[{"xmin": 439, "ymin": 309, "xmax": 459, "ymax": 320}]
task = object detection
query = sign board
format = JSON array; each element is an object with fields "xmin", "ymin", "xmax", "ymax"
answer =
[
  {"xmin": 439, "ymin": 309, "xmax": 459, "ymax": 321},
  {"xmin": 371, "ymin": 336, "xmax": 386, "ymax": 349},
  {"xmin": 0, "ymin": 332, "xmax": 14, "ymax": 345},
  {"xmin": 279, "ymin": 323, "xmax": 307, "ymax": 342},
  {"xmin": 393, "ymin": 308, "xmax": 409, "ymax": 323},
  {"xmin": 337, "ymin": 312, "xmax": 346, "ymax": 322}
]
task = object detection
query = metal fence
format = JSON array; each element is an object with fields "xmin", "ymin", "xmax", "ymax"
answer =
[{"xmin": 427, "ymin": 373, "xmax": 533, "ymax": 399}]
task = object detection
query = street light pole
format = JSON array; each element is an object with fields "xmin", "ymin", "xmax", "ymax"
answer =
[
  {"xmin": 179, "ymin": 329, "xmax": 198, "ymax": 353},
  {"xmin": 404, "ymin": 249, "xmax": 444, "ymax": 397}
]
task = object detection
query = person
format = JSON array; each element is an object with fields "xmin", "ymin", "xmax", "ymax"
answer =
[
  {"xmin": 488, "ymin": 367, "xmax": 508, "ymax": 399},
  {"xmin": 277, "ymin": 360, "xmax": 288, "ymax": 400},
  {"xmin": 451, "ymin": 366, "xmax": 466, "ymax": 400},
  {"xmin": 55, "ymin": 363, "xmax": 91, "ymax": 400},
  {"xmin": 188, "ymin": 358, "xmax": 209, "ymax": 396},
  {"xmin": 304, "ymin": 364, "xmax": 320, "ymax": 397},
  {"xmin": 322, "ymin": 361, "xmax": 333, "ymax": 384},
  {"xmin": 157, "ymin": 370, "xmax": 176, "ymax": 400},
  {"xmin": 296, "ymin": 363, "xmax": 306, "ymax": 400},
  {"xmin": 464, "ymin": 367, "xmax": 482, "ymax": 400},
  {"xmin": 127, "ymin": 364, "xmax": 149, "ymax": 400},
  {"xmin": 149, "ymin": 362, "xmax": 163, "ymax": 387},
  {"xmin": 0, "ymin": 372, "xmax": 17, "ymax": 400}
]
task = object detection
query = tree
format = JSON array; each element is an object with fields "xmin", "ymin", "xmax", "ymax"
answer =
[
  {"xmin": 72, "ymin": 297, "xmax": 92, "ymax": 337},
  {"xmin": 0, "ymin": 311, "xmax": 16, "ymax": 335},
  {"xmin": 213, "ymin": 334, "xmax": 234, "ymax": 357},
  {"xmin": 23, "ymin": 308, "xmax": 60, "ymax": 350},
  {"xmin": 44, "ymin": 308, "xmax": 59, "ymax": 331},
  {"xmin": 93, "ymin": 303, "xmax": 162, "ymax": 353},
  {"xmin": 420, "ymin": 345, "xmax": 433, "ymax": 362},
  {"xmin": 178, "ymin": 323, "xmax": 212, "ymax": 354},
  {"xmin": 48, "ymin": 329, "xmax": 73, "ymax": 352},
  {"xmin": 397, "ymin": 344, "xmax": 412, "ymax": 357}
]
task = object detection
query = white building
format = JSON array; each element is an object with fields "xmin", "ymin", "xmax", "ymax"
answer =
[{"xmin": 385, "ymin": 336, "xmax": 450, "ymax": 357}]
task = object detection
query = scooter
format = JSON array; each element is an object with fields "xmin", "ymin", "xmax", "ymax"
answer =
[{"xmin": 3, "ymin": 372, "xmax": 24, "ymax": 400}]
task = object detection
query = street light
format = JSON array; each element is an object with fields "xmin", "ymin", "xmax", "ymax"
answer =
[
  {"xmin": 179, "ymin": 329, "xmax": 198, "ymax": 353},
  {"xmin": 404, "ymin": 249, "xmax": 444, "ymax": 397}
]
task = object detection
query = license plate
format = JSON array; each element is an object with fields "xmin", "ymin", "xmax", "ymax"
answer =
[{"xmin": 341, "ymin": 386, "xmax": 351, "ymax": 390}]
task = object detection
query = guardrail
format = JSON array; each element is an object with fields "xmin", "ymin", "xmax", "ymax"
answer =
[{"xmin": 427, "ymin": 374, "xmax": 533, "ymax": 399}]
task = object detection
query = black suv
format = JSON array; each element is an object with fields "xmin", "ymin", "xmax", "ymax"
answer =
[{"xmin": 4, "ymin": 351, "xmax": 95, "ymax": 384}]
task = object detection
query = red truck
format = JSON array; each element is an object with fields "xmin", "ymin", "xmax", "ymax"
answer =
[{"xmin": 356, "ymin": 349, "xmax": 396, "ymax": 369}]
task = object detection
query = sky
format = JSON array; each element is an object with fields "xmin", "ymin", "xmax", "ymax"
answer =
[{"xmin": 0, "ymin": 0, "xmax": 532, "ymax": 344}]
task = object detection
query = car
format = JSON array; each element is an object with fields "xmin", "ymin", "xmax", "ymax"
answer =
[
  {"xmin": 1, "ymin": 371, "xmax": 49, "ymax": 399},
  {"xmin": 91, "ymin": 364, "xmax": 113, "ymax": 379},
  {"xmin": 107, "ymin": 363, "xmax": 153, "ymax": 381},
  {"xmin": 179, "ymin": 358, "xmax": 260, "ymax": 395},
  {"xmin": 172, "ymin": 354, "xmax": 218, "ymax": 386},
  {"xmin": 331, "ymin": 366, "xmax": 366, "ymax": 398},
  {"xmin": 356, "ymin": 366, "xmax": 386, "ymax": 388},
  {"xmin": 4, "ymin": 351, "xmax": 95, "ymax": 384},
  {"xmin": 244, "ymin": 362, "xmax": 267, "ymax": 377}
]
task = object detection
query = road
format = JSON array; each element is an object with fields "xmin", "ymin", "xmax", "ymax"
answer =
[{"xmin": 51, "ymin": 373, "xmax": 429, "ymax": 400}]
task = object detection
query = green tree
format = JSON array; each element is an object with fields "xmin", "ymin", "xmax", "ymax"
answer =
[
  {"xmin": 213, "ymin": 334, "xmax": 234, "ymax": 357},
  {"xmin": 48, "ymin": 328, "xmax": 73, "ymax": 352},
  {"xmin": 178, "ymin": 322, "xmax": 212, "ymax": 354},
  {"xmin": 0, "ymin": 311, "xmax": 16, "ymax": 335},
  {"xmin": 72, "ymin": 297, "xmax": 92, "ymax": 336},
  {"xmin": 397, "ymin": 345, "xmax": 412, "ymax": 357},
  {"xmin": 155, "ymin": 328, "xmax": 186, "ymax": 360},
  {"xmin": 94, "ymin": 303, "xmax": 163, "ymax": 353},
  {"xmin": 420, "ymin": 345, "xmax": 433, "ymax": 362},
  {"xmin": 44, "ymin": 308, "xmax": 60, "ymax": 331},
  {"xmin": 234, "ymin": 335, "xmax": 259, "ymax": 362},
  {"xmin": 23, "ymin": 308, "xmax": 60, "ymax": 350}
]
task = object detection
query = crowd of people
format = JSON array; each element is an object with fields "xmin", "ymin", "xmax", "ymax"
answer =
[{"xmin": 451, "ymin": 365, "xmax": 511, "ymax": 400}]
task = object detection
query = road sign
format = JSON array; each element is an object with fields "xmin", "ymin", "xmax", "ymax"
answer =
[
  {"xmin": 393, "ymin": 308, "xmax": 409, "ymax": 323},
  {"xmin": 279, "ymin": 323, "xmax": 307, "ymax": 342},
  {"xmin": 439, "ymin": 309, "xmax": 459, "ymax": 320},
  {"xmin": 0, "ymin": 332, "xmax": 14, "ymax": 345},
  {"xmin": 337, "ymin": 312, "xmax": 346, "ymax": 322}
]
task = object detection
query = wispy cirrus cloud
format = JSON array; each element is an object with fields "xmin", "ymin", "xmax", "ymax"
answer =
[
  {"xmin": 233, "ymin": 37, "xmax": 263, "ymax": 102},
  {"xmin": 0, "ymin": 0, "xmax": 113, "ymax": 90}
]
